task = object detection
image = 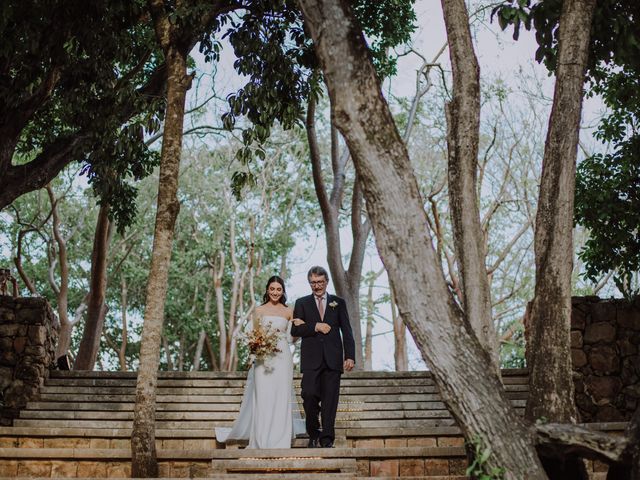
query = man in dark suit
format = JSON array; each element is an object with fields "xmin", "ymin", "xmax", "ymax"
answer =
[{"xmin": 291, "ymin": 266, "xmax": 356, "ymax": 448}]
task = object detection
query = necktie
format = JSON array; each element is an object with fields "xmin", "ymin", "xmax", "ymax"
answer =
[{"xmin": 317, "ymin": 296, "xmax": 325, "ymax": 320}]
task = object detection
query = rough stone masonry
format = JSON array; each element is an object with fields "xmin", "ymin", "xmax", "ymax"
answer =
[
  {"xmin": 570, "ymin": 296, "xmax": 640, "ymax": 422},
  {"xmin": 0, "ymin": 296, "xmax": 58, "ymax": 425}
]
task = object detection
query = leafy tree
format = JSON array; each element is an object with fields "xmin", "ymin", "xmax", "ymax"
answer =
[
  {"xmin": 575, "ymin": 70, "xmax": 640, "ymax": 295},
  {"xmin": 216, "ymin": 0, "xmax": 416, "ymax": 193},
  {"xmin": 1, "ymin": 170, "xmax": 100, "ymax": 358},
  {"xmin": 0, "ymin": 0, "xmax": 165, "ymax": 227}
]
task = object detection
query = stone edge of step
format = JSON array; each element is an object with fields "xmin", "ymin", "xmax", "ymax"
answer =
[
  {"xmin": 49, "ymin": 369, "xmax": 529, "ymax": 379},
  {"xmin": 0, "ymin": 446, "xmax": 467, "ymax": 460},
  {"xmin": 0, "ymin": 422, "xmax": 627, "ymax": 438}
]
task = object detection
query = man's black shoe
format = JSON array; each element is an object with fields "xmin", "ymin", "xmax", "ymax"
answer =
[
  {"xmin": 320, "ymin": 441, "xmax": 334, "ymax": 448},
  {"xmin": 307, "ymin": 438, "xmax": 320, "ymax": 448}
]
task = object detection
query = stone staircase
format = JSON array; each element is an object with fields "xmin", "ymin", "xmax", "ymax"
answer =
[{"xmin": 0, "ymin": 369, "xmax": 621, "ymax": 478}]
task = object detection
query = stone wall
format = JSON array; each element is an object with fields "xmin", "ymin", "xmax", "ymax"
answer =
[
  {"xmin": 571, "ymin": 296, "xmax": 640, "ymax": 422},
  {"xmin": 0, "ymin": 296, "xmax": 59, "ymax": 425}
]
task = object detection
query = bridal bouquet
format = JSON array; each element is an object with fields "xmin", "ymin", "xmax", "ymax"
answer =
[{"xmin": 245, "ymin": 323, "xmax": 281, "ymax": 360}]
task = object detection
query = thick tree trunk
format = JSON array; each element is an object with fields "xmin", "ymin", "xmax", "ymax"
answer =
[
  {"xmin": 297, "ymin": 1, "xmax": 546, "ymax": 477},
  {"xmin": 130, "ymin": 10, "xmax": 191, "ymax": 471},
  {"xmin": 441, "ymin": 0, "xmax": 499, "ymax": 372},
  {"xmin": 526, "ymin": 0, "xmax": 597, "ymax": 425},
  {"xmin": 75, "ymin": 203, "xmax": 112, "ymax": 370}
]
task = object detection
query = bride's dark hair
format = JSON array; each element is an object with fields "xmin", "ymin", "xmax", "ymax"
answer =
[{"xmin": 262, "ymin": 275, "xmax": 288, "ymax": 306}]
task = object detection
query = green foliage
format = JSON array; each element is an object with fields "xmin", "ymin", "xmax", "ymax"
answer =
[
  {"xmin": 574, "ymin": 56, "xmax": 640, "ymax": 295},
  {"xmin": 2, "ymin": 0, "xmax": 165, "ymax": 229},
  {"xmin": 575, "ymin": 139, "xmax": 640, "ymax": 296},
  {"xmin": 211, "ymin": 0, "xmax": 417, "ymax": 195},
  {"xmin": 0, "ymin": 172, "xmax": 99, "ymax": 354},
  {"xmin": 353, "ymin": 0, "xmax": 417, "ymax": 78},
  {"xmin": 491, "ymin": 1, "xmax": 640, "ymax": 77},
  {"xmin": 465, "ymin": 435, "xmax": 506, "ymax": 480}
]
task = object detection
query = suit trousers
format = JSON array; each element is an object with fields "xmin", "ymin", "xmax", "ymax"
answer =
[{"xmin": 301, "ymin": 357, "xmax": 341, "ymax": 445}]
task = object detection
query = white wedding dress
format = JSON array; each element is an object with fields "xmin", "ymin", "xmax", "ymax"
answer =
[{"xmin": 215, "ymin": 315, "xmax": 305, "ymax": 448}]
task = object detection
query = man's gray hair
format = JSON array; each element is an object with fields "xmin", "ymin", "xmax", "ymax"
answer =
[{"xmin": 307, "ymin": 266, "xmax": 329, "ymax": 281}]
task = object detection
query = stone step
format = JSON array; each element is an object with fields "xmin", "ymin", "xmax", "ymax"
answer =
[
  {"xmin": 1, "ymin": 436, "xmax": 347, "ymax": 449},
  {"xmin": 48, "ymin": 368, "xmax": 529, "ymax": 379},
  {"xmin": 19, "ymin": 408, "xmax": 480, "ymax": 421},
  {"xmin": 12, "ymin": 418, "xmax": 462, "ymax": 429},
  {"xmin": 0, "ymin": 425, "xmax": 464, "ymax": 439},
  {"xmin": 3, "ymin": 422, "xmax": 624, "ymax": 441},
  {"xmin": 38, "ymin": 384, "xmax": 529, "ymax": 396},
  {"xmin": 211, "ymin": 457, "xmax": 358, "ymax": 474},
  {"xmin": 0, "ymin": 446, "xmax": 466, "ymax": 459},
  {"xmin": 0, "ymin": 446, "xmax": 469, "ymax": 478},
  {"xmin": 35, "ymin": 391, "xmax": 530, "ymax": 403},
  {"xmin": 46, "ymin": 377, "xmax": 477, "ymax": 387},
  {"xmin": 0, "ymin": 426, "xmax": 463, "ymax": 449},
  {"xmin": 0, "ymin": 426, "xmax": 224, "ymax": 438},
  {"xmin": 23, "ymin": 400, "xmax": 526, "ymax": 418},
  {"xmin": 24, "ymin": 399, "xmax": 528, "ymax": 412},
  {"xmin": 39, "ymin": 385, "xmax": 467, "ymax": 395}
]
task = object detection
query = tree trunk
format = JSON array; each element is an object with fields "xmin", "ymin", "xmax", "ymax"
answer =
[
  {"xmin": 45, "ymin": 185, "xmax": 80, "ymax": 360},
  {"xmin": 341, "ymin": 280, "xmax": 362, "ymax": 367},
  {"xmin": 526, "ymin": 0, "xmax": 597, "ymax": 425},
  {"xmin": 297, "ymin": 1, "xmax": 547, "ymax": 477},
  {"xmin": 118, "ymin": 275, "xmax": 128, "ymax": 371},
  {"xmin": 212, "ymin": 253, "xmax": 227, "ymax": 368},
  {"xmin": 364, "ymin": 280, "xmax": 373, "ymax": 370},
  {"xmin": 130, "ymin": 4, "xmax": 191, "ymax": 470},
  {"xmin": 204, "ymin": 333, "xmax": 219, "ymax": 371},
  {"xmin": 75, "ymin": 203, "xmax": 112, "ymax": 370},
  {"xmin": 177, "ymin": 331, "xmax": 185, "ymax": 371},
  {"xmin": 441, "ymin": 0, "xmax": 499, "ymax": 372},
  {"xmin": 162, "ymin": 335, "xmax": 174, "ymax": 371},
  {"xmin": 390, "ymin": 286, "xmax": 408, "ymax": 371},
  {"xmin": 55, "ymin": 317, "xmax": 72, "ymax": 359},
  {"xmin": 192, "ymin": 330, "xmax": 206, "ymax": 371}
]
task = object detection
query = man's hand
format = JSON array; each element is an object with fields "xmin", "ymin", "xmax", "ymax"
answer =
[
  {"xmin": 314, "ymin": 323, "xmax": 331, "ymax": 334},
  {"xmin": 292, "ymin": 318, "xmax": 305, "ymax": 326},
  {"xmin": 344, "ymin": 359, "xmax": 355, "ymax": 372}
]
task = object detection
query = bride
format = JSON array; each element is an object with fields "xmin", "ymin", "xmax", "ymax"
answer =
[{"xmin": 215, "ymin": 275, "xmax": 305, "ymax": 448}]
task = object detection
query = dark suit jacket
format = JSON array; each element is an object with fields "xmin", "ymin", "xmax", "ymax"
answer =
[{"xmin": 290, "ymin": 293, "xmax": 356, "ymax": 372}]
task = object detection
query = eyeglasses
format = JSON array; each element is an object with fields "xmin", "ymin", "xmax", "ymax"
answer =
[{"xmin": 309, "ymin": 280, "xmax": 327, "ymax": 286}]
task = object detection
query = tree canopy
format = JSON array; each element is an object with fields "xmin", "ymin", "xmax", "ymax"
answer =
[
  {"xmin": 0, "ymin": 0, "xmax": 166, "ymax": 227},
  {"xmin": 213, "ymin": 0, "xmax": 417, "ymax": 195}
]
